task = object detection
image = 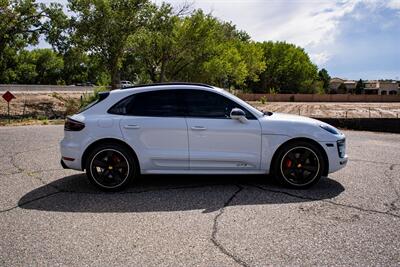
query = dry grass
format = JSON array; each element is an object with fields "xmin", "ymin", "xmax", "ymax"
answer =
[{"xmin": 0, "ymin": 92, "xmax": 82, "ymax": 119}]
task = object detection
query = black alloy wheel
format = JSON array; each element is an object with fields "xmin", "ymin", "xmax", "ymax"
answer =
[
  {"xmin": 274, "ymin": 141, "xmax": 324, "ymax": 188},
  {"xmin": 85, "ymin": 144, "xmax": 136, "ymax": 191}
]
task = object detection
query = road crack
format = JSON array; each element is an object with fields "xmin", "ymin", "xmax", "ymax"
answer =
[
  {"xmin": 385, "ymin": 164, "xmax": 400, "ymax": 212},
  {"xmin": 250, "ymin": 184, "xmax": 400, "ymax": 219},
  {"xmin": 350, "ymin": 159, "xmax": 400, "ymax": 213},
  {"xmin": 0, "ymin": 145, "xmax": 58, "ymax": 176},
  {"xmin": 211, "ymin": 185, "xmax": 250, "ymax": 267}
]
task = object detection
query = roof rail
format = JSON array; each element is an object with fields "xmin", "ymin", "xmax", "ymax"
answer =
[{"xmin": 122, "ymin": 82, "xmax": 214, "ymax": 89}]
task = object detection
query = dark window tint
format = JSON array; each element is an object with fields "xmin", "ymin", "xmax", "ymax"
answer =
[
  {"xmin": 182, "ymin": 90, "xmax": 255, "ymax": 119},
  {"xmin": 108, "ymin": 90, "xmax": 182, "ymax": 117}
]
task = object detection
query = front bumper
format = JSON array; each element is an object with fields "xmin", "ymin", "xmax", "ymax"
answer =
[{"xmin": 322, "ymin": 141, "xmax": 348, "ymax": 174}]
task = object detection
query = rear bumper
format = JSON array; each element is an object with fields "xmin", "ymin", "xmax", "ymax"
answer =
[
  {"xmin": 60, "ymin": 159, "xmax": 70, "ymax": 169},
  {"xmin": 60, "ymin": 138, "xmax": 86, "ymax": 171}
]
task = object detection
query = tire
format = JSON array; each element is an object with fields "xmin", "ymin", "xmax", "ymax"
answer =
[
  {"xmin": 85, "ymin": 143, "xmax": 137, "ymax": 191},
  {"xmin": 272, "ymin": 141, "xmax": 325, "ymax": 189}
]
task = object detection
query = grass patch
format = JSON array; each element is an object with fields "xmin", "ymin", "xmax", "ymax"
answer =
[{"xmin": 0, "ymin": 118, "xmax": 64, "ymax": 126}]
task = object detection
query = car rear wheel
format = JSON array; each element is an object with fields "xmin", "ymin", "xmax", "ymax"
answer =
[
  {"xmin": 273, "ymin": 141, "xmax": 325, "ymax": 188},
  {"xmin": 85, "ymin": 143, "xmax": 137, "ymax": 191}
]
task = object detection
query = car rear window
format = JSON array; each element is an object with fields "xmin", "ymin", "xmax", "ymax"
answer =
[{"xmin": 78, "ymin": 92, "xmax": 110, "ymax": 113}]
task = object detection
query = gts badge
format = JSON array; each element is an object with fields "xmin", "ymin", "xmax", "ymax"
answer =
[{"xmin": 236, "ymin": 163, "xmax": 248, "ymax": 167}]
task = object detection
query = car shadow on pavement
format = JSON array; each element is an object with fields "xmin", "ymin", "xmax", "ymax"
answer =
[{"xmin": 18, "ymin": 173, "xmax": 345, "ymax": 213}]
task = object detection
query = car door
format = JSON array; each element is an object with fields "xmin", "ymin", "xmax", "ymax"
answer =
[
  {"xmin": 111, "ymin": 90, "xmax": 189, "ymax": 172},
  {"xmin": 183, "ymin": 89, "xmax": 262, "ymax": 171}
]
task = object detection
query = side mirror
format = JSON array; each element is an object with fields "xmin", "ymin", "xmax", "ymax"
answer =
[{"xmin": 230, "ymin": 108, "xmax": 247, "ymax": 123}]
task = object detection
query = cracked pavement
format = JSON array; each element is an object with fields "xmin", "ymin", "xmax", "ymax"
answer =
[{"xmin": 0, "ymin": 125, "xmax": 399, "ymax": 266}]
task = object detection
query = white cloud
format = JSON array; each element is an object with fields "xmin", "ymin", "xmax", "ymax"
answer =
[
  {"xmin": 159, "ymin": 0, "xmax": 360, "ymax": 68},
  {"xmin": 387, "ymin": 0, "xmax": 400, "ymax": 9},
  {"xmin": 310, "ymin": 52, "xmax": 331, "ymax": 65}
]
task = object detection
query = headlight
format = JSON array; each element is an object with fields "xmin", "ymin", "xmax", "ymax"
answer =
[
  {"xmin": 337, "ymin": 139, "xmax": 346, "ymax": 158},
  {"xmin": 320, "ymin": 124, "xmax": 340, "ymax": 135}
]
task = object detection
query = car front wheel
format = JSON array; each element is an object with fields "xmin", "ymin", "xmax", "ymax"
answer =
[
  {"xmin": 85, "ymin": 143, "xmax": 137, "ymax": 191},
  {"xmin": 274, "ymin": 141, "xmax": 325, "ymax": 188}
]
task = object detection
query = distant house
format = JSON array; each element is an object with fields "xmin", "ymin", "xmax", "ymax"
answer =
[
  {"xmin": 379, "ymin": 80, "xmax": 398, "ymax": 95},
  {"xmin": 328, "ymin": 77, "xmax": 345, "ymax": 93},
  {"xmin": 328, "ymin": 78, "xmax": 356, "ymax": 93},
  {"xmin": 364, "ymin": 80, "xmax": 399, "ymax": 95},
  {"xmin": 330, "ymin": 78, "xmax": 399, "ymax": 95},
  {"xmin": 363, "ymin": 80, "xmax": 379, "ymax": 95},
  {"xmin": 343, "ymin": 80, "xmax": 356, "ymax": 93}
]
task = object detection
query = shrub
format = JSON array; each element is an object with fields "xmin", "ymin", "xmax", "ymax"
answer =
[
  {"xmin": 80, "ymin": 86, "xmax": 109, "ymax": 108},
  {"xmin": 260, "ymin": 96, "xmax": 267, "ymax": 104},
  {"xmin": 51, "ymin": 92, "xmax": 80, "ymax": 116},
  {"xmin": 52, "ymin": 86, "xmax": 109, "ymax": 116}
]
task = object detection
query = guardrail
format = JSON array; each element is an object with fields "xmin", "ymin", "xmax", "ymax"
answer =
[{"xmin": 0, "ymin": 84, "xmax": 96, "ymax": 92}]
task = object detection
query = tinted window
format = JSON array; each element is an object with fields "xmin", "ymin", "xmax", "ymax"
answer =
[
  {"xmin": 108, "ymin": 90, "xmax": 183, "ymax": 117},
  {"xmin": 182, "ymin": 90, "xmax": 255, "ymax": 119}
]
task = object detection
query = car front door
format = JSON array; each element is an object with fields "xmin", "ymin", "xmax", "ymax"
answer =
[
  {"xmin": 183, "ymin": 89, "xmax": 262, "ymax": 171},
  {"xmin": 112, "ymin": 90, "xmax": 189, "ymax": 172}
]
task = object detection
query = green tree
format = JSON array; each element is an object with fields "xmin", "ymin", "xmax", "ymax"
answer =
[
  {"xmin": 123, "ymin": 2, "xmax": 178, "ymax": 83},
  {"xmin": 68, "ymin": 0, "xmax": 152, "ymax": 89},
  {"xmin": 0, "ymin": 0, "xmax": 65, "ymax": 83},
  {"xmin": 15, "ymin": 49, "xmax": 64, "ymax": 84},
  {"xmin": 318, "ymin": 68, "xmax": 330, "ymax": 92},
  {"xmin": 253, "ymin": 41, "xmax": 320, "ymax": 93},
  {"xmin": 126, "ymin": 8, "xmax": 265, "ymax": 87},
  {"xmin": 355, "ymin": 79, "xmax": 364, "ymax": 94}
]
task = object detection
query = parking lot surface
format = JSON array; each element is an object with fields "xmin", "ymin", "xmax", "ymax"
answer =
[{"xmin": 0, "ymin": 125, "xmax": 399, "ymax": 266}]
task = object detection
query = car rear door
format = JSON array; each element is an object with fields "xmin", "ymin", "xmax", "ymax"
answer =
[
  {"xmin": 183, "ymin": 89, "xmax": 262, "ymax": 171},
  {"xmin": 112, "ymin": 90, "xmax": 189, "ymax": 172}
]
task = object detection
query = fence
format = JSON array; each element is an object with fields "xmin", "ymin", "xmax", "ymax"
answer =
[{"xmin": 237, "ymin": 93, "xmax": 400, "ymax": 102}]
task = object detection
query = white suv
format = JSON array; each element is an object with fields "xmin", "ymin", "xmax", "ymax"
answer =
[{"xmin": 60, "ymin": 83, "xmax": 347, "ymax": 191}]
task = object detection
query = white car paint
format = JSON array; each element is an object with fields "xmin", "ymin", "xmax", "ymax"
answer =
[{"xmin": 60, "ymin": 84, "xmax": 348, "ymax": 176}]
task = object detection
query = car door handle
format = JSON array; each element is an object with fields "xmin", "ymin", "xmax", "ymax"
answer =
[
  {"xmin": 191, "ymin": 126, "xmax": 207, "ymax": 131},
  {"xmin": 123, "ymin": 124, "xmax": 140, "ymax": 129}
]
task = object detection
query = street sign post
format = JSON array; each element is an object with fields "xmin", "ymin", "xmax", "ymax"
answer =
[{"xmin": 2, "ymin": 91, "xmax": 16, "ymax": 123}]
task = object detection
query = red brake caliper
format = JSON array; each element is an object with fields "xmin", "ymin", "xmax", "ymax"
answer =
[{"xmin": 285, "ymin": 159, "xmax": 292, "ymax": 168}]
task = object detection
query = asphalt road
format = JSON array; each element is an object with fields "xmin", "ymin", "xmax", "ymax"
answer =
[{"xmin": 0, "ymin": 125, "xmax": 399, "ymax": 266}]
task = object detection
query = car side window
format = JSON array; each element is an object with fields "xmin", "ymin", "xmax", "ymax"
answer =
[
  {"xmin": 182, "ymin": 90, "xmax": 255, "ymax": 119},
  {"xmin": 108, "ymin": 90, "xmax": 183, "ymax": 117}
]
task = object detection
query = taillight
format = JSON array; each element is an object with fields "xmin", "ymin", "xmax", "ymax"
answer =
[{"xmin": 64, "ymin": 117, "xmax": 85, "ymax": 131}]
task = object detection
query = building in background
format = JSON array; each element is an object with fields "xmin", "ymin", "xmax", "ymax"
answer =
[
  {"xmin": 343, "ymin": 80, "xmax": 356, "ymax": 94},
  {"xmin": 328, "ymin": 77, "xmax": 345, "ymax": 93},
  {"xmin": 379, "ymin": 80, "xmax": 398, "ymax": 95},
  {"xmin": 329, "ymin": 78, "xmax": 399, "ymax": 95},
  {"xmin": 363, "ymin": 80, "xmax": 379, "ymax": 95}
]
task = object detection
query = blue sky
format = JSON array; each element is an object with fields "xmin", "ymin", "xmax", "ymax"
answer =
[{"xmin": 38, "ymin": 0, "xmax": 400, "ymax": 80}]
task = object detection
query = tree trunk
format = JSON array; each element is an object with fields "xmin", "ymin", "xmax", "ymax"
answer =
[
  {"xmin": 159, "ymin": 56, "xmax": 167, "ymax": 83},
  {"xmin": 111, "ymin": 64, "xmax": 120, "ymax": 90}
]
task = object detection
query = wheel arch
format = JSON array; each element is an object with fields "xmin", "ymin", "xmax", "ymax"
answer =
[
  {"xmin": 270, "ymin": 137, "xmax": 329, "ymax": 176},
  {"xmin": 81, "ymin": 138, "xmax": 140, "ymax": 172}
]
